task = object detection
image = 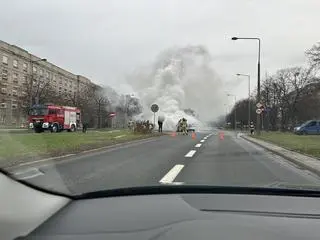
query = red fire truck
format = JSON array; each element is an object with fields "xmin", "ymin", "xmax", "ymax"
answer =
[{"xmin": 28, "ymin": 104, "xmax": 81, "ymax": 133}]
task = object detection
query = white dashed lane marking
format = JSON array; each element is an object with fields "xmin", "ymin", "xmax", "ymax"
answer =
[
  {"xmin": 195, "ymin": 143, "xmax": 202, "ymax": 148},
  {"xmin": 11, "ymin": 167, "xmax": 44, "ymax": 180},
  {"xmin": 200, "ymin": 140, "xmax": 205, "ymax": 143},
  {"xmin": 159, "ymin": 164, "xmax": 184, "ymax": 184},
  {"xmin": 185, "ymin": 150, "xmax": 197, "ymax": 157}
]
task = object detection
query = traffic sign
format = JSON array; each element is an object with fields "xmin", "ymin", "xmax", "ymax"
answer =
[
  {"xmin": 256, "ymin": 108, "xmax": 262, "ymax": 114},
  {"xmin": 256, "ymin": 102, "xmax": 263, "ymax": 108},
  {"xmin": 151, "ymin": 104, "xmax": 159, "ymax": 113}
]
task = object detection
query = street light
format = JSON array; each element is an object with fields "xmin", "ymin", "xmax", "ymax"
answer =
[
  {"xmin": 227, "ymin": 93, "xmax": 237, "ymax": 131},
  {"xmin": 29, "ymin": 58, "xmax": 47, "ymax": 107},
  {"xmin": 231, "ymin": 36, "xmax": 261, "ymax": 135},
  {"xmin": 236, "ymin": 73, "xmax": 251, "ymax": 127}
]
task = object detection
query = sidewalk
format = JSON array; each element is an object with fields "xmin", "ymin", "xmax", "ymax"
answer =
[{"xmin": 242, "ymin": 134, "xmax": 320, "ymax": 176}]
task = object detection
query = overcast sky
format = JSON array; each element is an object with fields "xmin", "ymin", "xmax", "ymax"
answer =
[{"xmin": 1, "ymin": 0, "xmax": 320, "ymax": 99}]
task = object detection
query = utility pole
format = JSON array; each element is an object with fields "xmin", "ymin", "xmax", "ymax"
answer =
[{"xmin": 231, "ymin": 37, "xmax": 261, "ymax": 135}]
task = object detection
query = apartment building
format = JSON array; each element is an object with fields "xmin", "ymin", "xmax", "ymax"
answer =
[{"xmin": 0, "ymin": 40, "xmax": 93, "ymax": 125}]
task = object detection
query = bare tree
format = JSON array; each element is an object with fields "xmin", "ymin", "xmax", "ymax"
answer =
[
  {"xmin": 20, "ymin": 74, "xmax": 57, "ymax": 113},
  {"xmin": 90, "ymin": 85, "xmax": 110, "ymax": 128},
  {"xmin": 118, "ymin": 94, "xmax": 142, "ymax": 118},
  {"xmin": 306, "ymin": 42, "xmax": 320, "ymax": 71}
]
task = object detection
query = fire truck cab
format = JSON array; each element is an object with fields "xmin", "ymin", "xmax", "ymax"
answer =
[{"xmin": 28, "ymin": 104, "xmax": 81, "ymax": 133}]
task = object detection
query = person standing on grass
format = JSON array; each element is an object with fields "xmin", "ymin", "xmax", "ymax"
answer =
[
  {"xmin": 82, "ymin": 122, "xmax": 88, "ymax": 133},
  {"xmin": 158, "ymin": 114, "xmax": 165, "ymax": 133},
  {"xmin": 250, "ymin": 121, "xmax": 255, "ymax": 135}
]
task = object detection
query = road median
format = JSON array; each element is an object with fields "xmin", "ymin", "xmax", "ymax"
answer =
[
  {"xmin": 242, "ymin": 132, "xmax": 320, "ymax": 176},
  {"xmin": 0, "ymin": 130, "xmax": 162, "ymax": 168}
]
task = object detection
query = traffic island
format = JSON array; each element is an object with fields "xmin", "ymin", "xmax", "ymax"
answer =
[
  {"xmin": 0, "ymin": 130, "xmax": 160, "ymax": 168},
  {"xmin": 242, "ymin": 133, "xmax": 320, "ymax": 176}
]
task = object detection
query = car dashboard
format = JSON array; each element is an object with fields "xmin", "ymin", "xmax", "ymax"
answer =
[{"xmin": 2, "ymin": 172, "xmax": 320, "ymax": 240}]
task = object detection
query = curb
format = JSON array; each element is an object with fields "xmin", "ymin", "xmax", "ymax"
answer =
[{"xmin": 241, "ymin": 135, "xmax": 320, "ymax": 177}]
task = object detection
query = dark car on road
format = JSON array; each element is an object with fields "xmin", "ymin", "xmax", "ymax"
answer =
[{"xmin": 294, "ymin": 120, "xmax": 320, "ymax": 135}]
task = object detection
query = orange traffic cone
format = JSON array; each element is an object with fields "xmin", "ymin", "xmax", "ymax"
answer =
[
  {"xmin": 171, "ymin": 132, "xmax": 177, "ymax": 137},
  {"xmin": 191, "ymin": 132, "xmax": 196, "ymax": 139}
]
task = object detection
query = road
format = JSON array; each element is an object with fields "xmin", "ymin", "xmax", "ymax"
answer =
[{"xmin": 8, "ymin": 130, "xmax": 320, "ymax": 195}]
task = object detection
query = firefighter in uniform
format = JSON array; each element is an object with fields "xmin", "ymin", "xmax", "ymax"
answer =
[
  {"xmin": 82, "ymin": 122, "xmax": 88, "ymax": 133},
  {"xmin": 250, "ymin": 121, "xmax": 255, "ymax": 135},
  {"xmin": 181, "ymin": 118, "xmax": 188, "ymax": 135}
]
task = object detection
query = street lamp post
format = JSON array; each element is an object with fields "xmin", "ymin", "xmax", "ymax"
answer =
[
  {"xmin": 231, "ymin": 37, "xmax": 261, "ymax": 135},
  {"xmin": 29, "ymin": 58, "xmax": 47, "ymax": 107},
  {"xmin": 237, "ymin": 73, "xmax": 251, "ymax": 129},
  {"xmin": 227, "ymin": 94, "xmax": 236, "ymax": 131},
  {"xmin": 224, "ymin": 103, "xmax": 228, "ymax": 125}
]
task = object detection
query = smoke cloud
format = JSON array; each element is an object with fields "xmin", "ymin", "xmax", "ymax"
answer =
[{"xmin": 127, "ymin": 45, "xmax": 228, "ymax": 130}]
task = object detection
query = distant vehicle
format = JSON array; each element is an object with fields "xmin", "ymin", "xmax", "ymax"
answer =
[
  {"xmin": 293, "ymin": 120, "xmax": 320, "ymax": 135},
  {"xmin": 28, "ymin": 104, "xmax": 81, "ymax": 133},
  {"xmin": 187, "ymin": 124, "xmax": 196, "ymax": 132}
]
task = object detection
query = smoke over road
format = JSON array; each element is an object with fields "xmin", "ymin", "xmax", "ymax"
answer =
[{"xmin": 127, "ymin": 45, "xmax": 228, "ymax": 130}]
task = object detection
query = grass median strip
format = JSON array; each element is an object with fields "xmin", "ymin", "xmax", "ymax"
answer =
[
  {"xmin": 252, "ymin": 132, "xmax": 320, "ymax": 158},
  {"xmin": 0, "ymin": 130, "xmax": 159, "ymax": 167}
]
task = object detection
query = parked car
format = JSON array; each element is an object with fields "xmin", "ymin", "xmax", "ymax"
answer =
[{"xmin": 294, "ymin": 120, "xmax": 320, "ymax": 135}]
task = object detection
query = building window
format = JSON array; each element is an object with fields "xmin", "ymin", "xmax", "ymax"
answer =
[
  {"xmin": 23, "ymin": 75, "xmax": 28, "ymax": 84},
  {"xmin": 2, "ymin": 69, "xmax": 8, "ymax": 81},
  {"xmin": 13, "ymin": 59, "xmax": 18, "ymax": 68},
  {"xmin": 39, "ymin": 69, "xmax": 43, "ymax": 76},
  {"xmin": 13, "ymin": 73, "xmax": 19, "ymax": 83},
  {"xmin": 12, "ymin": 104, "xmax": 18, "ymax": 109},
  {"xmin": 23, "ymin": 62, "xmax": 28, "ymax": 72},
  {"xmin": 33, "ymin": 66, "xmax": 37, "ymax": 73},
  {"xmin": 0, "ymin": 103, "xmax": 7, "ymax": 108},
  {"xmin": 2, "ymin": 55, "xmax": 8, "ymax": 64},
  {"xmin": 1, "ymin": 88, "xmax": 7, "ymax": 94},
  {"xmin": 46, "ymin": 71, "xmax": 50, "ymax": 78}
]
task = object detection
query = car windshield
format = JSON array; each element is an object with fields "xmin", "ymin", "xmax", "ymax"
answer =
[
  {"xmin": 29, "ymin": 108, "xmax": 49, "ymax": 116},
  {"xmin": 1, "ymin": 1, "xmax": 320, "ymax": 197}
]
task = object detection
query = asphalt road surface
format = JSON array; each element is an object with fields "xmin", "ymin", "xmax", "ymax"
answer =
[{"xmin": 8, "ymin": 130, "xmax": 320, "ymax": 195}]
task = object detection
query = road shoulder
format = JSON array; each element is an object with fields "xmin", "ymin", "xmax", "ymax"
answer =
[{"xmin": 242, "ymin": 135, "xmax": 320, "ymax": 176}]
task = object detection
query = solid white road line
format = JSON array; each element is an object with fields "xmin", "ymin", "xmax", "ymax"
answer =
[
  {"xmin": 185, "ymin": 150, "xmax": 197, "ymax": 157},
  {"xmin": 195, "ymin": 143, "xmax": 202, "ymax": 148},
  {"xmin": 159, "ymin": 164, "xmax": 184, "ymax": 184},
  {"xmin": 200, "ymin": 140, "xmax": 205, "ymax": 143}
]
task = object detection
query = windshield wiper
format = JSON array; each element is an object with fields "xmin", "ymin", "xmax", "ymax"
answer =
[{"xmin": 74, "ymin": 185, "xmax": 320, "ymax": 200}]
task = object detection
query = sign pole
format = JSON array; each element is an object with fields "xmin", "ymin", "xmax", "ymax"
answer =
[{"xmin": 151, "ymin": 104, "xmax": 159, "ymax": 132}]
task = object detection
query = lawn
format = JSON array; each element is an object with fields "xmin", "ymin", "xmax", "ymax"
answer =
[
  {"xmin": 0, "ymin": 130, "xmax": 158, "ymax": 167},
  {"xmin": 253, "ymin": 132, "xmax": 320, "ymax": 158}
]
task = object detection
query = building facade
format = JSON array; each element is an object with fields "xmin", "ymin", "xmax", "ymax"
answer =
[{"xmin": 0, "ymin": 40, "xmax": 93, "ymax": 126}]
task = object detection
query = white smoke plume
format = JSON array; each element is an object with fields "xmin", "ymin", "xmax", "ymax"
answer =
[{"xmin": 127, "ymin": 45, "xmax": 228, "ymax": 130}]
